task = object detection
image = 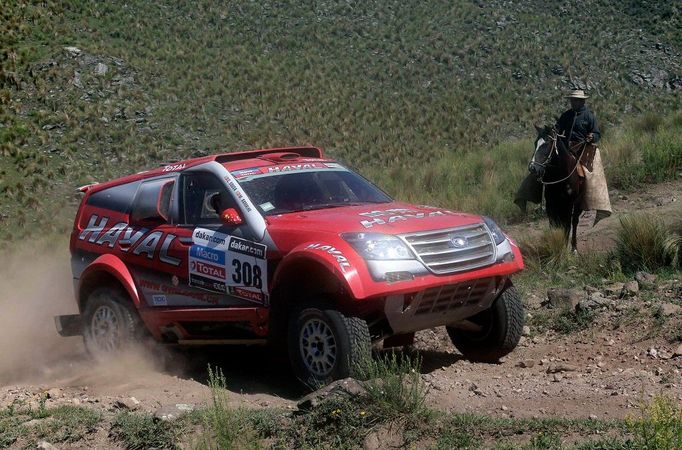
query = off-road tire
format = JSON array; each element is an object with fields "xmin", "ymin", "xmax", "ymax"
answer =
[
  {"xmin": 288, "ymin": 305, "xmax": 371, "ymax": 388},
  {"xmin": 446, "ymin": 286, "xmax": 524, "ymax": 362},
  {"xmin": 82, "ymin": 287, "xmax": 139, "ymax": 358}
]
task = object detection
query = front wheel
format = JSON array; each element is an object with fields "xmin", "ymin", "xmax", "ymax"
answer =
[
  {"xmin": 446, "ymin": 286, "xmax": 524, "ymax": 362},
  {"xmin": 82, "ymin": 287, "xmax": 138, "ymax": 358},
  {"xmin": 288, "ymin": 306, "xmax": 371, "ymax": 387}
]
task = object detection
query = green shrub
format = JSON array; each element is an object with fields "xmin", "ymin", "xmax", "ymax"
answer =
[
  {"xmin": 111, "ymin": 411, "xmax": 176, "ymax": 450},
  {"xmin": 357, "ymin": 352, "xmax": 428, "ymax": 420},
  {"xmin": 627, "ymin": 395, "xmax": 682, "ymax": 450},
  {"xmin": 614, "ymin": 215, "xmax": 680, "ymax": 273},
  {"xmin": 552, "ymin": 308, "xmax": 596, "ymax": 334},
  {"xmin": 193, "ymin": 365, "xmax": 259, "ymax": 450}
]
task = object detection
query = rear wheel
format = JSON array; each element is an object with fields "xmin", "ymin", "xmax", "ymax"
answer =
[
  {"xmin": 446, "ymin": 286, "xmax": 524, "ymax": 362},
  {"xmin": 288, "ymin": 305, "xmax": 371, "ymax": 387},
  {"xmin": 82, "ymin": 287, "xmax": 138, "ymax": 358}
]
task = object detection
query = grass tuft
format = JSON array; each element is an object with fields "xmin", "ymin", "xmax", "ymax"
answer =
[
  {"xmin": 518, "ymin": 227, "xmax": 570, "ymax": 270},
  {"xmin": 614, "ymin": 215, "xmax": 680, "ymax": 273},
  {"xmin": 192, "ymin": 365, "xmax": 259, "ymax": 450},
  {"xmin": 111, "ymin": 411, "xmax": 177, "ymax": 450},
  {"xmin": 358, "ymin": 352, "xmax": 429, "ymax": 420}
]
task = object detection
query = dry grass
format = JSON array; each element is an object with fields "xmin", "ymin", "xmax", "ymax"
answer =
[{"xmin": 614, "ymin": 215, "xmax": 681, "ymax": 273}]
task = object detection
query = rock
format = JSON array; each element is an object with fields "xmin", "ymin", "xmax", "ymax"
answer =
[
  {"xmin": 24, "ymin": 417, "xmax": 56, "ymax": 427},
  {"xmin": 516, "ymin": 360, "xmax": 535, "ymax": 368},
  {"xmin": 63, "ymin": 46, "xmax": 81, "ymax": 56},
  {"xmin": 71, "ymin": 71, "xmax": 83, "ymax": 89},
  {"xmin": 546, "ymin": 288, "xmax": 583, "ymax": 310},
  {"xmin": 46, "ymin": 388, "xmax": 62, "ymax": 399},
  {"xmin": 297, "ymin": 378, "xmax": 365, "ymax": 410},
  {"xmin": 635, "ymin": 272, "xmax": 657, "ymax": 289},
  {"xmin": 501, "ymin": 405, "xmax": 509, "ymax": 411},
  {"xmin": 522, "ymin": 326, "xmax": 531, "ymax": 337},
  {"xmin": 546, "ymin": 363, "xmax": 578, "ymax": 374},
  {"xmin": 578, "ymin": 292, "xmax": 609, "ymax": 311},
  {"xmin": 624, "ymin": 281, "xmax": 639, "ymax": 295},
  {"xmin": 94, "ymin": 62, "xmax": 108, "ymax": 76},
  {"xmin": 113, "ymin": 397, "xmax": 140, "ymax": 411},
  {"xmin": 604, "ymin": 282, "xmax": 625, "ymax": 297},
  {"xmin": 37, "ymin": 441, "xmax": 58, "ymax": 450},
  {"xmin": 648, "ymin": 348, "xmax": 658, "ymax": 359},
  {"xmin": 552, "ymin": 373, "xmax": 563, "ymax": 382},
  {"xmin": 672, "ymin": 344, "xmax": 682, "ymax": 358},
  {"xmin": 660, "ymin": 303, "xmax": 681, "ymax": 316},
  {"xmin": 589, "ymin": 414, "xmax": 598, "ymax": 420},
  {"xmin": 154, "ymin": 403, "xmax": 194, "ymax": 421}
]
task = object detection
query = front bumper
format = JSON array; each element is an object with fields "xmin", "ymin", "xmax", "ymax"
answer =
[
  {"xmin": 54, "ymin": 314, "xmax": 82, "ymax": 337},
  {"xmin": 383, "ymin": 276, "xmax": 506, "ymax": 334}
]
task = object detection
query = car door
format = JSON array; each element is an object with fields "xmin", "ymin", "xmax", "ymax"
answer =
[{"xmin": 176, "ymin": 171, "xmax": 269, "ymax": 307}]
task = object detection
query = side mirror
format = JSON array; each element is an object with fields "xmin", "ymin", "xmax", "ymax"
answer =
[{"xmin": 220, "ymin": 208, "xmax": 243, "ymax": 226}]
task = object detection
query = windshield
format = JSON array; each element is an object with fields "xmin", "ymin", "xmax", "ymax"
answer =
[{"xmin": 235, "ymin": 167, "xmax": 392, "ymax": 215}]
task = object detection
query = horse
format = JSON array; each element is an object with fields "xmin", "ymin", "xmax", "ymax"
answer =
[{"xmin": 527, "ymin": 125, "xmax": 585, "ymax": 252}]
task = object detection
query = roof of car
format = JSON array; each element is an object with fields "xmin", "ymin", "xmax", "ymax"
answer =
[{"xmin": 82, "ymin": 146, "xmax": 331, "ymax": 193}]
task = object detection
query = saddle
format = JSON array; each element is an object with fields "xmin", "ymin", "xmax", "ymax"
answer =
[{"xmin": 569, "ymin": 141, "xmax": 597, "ymax": 175}]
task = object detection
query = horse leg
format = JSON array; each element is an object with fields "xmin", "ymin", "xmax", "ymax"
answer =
[
  {"xmin": 570, "ymin": 204, "xmax": 582, "ymax": 253},
  {"xmin": 546, "ymin": 197, "xmax": 571, "ymax": 245}
]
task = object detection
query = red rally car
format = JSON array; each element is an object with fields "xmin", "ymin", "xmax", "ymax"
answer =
[{"xmin": 56, "ymin": 146, "xmax": 525, "ymax": 385}]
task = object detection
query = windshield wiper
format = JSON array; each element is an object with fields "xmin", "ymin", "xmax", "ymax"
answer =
[{"xmin": 301, "ymin": 202, "xmax": 364, "ymax": 211}]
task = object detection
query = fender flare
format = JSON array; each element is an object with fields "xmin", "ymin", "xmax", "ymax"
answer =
[
  {"xmin": 78, "ymin": 254, "xmax": 141, "ymax": 310},
  {"xmin": 271, "ymin": 241, "xmax": 367, "ymax": 300}
]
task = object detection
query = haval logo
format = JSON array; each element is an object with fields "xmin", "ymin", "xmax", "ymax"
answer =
[{"xmin": 450, "ymin": 236, "xmax": 467, "ymax": 249}]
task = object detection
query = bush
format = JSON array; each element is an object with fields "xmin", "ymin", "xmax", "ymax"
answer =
[
  {"xmin": 517, "ymin": 227, "xmax": 570, "ymax": 270},
  {"xmin": 111, "ymin": 411, "xmax": 176, "ymax": 450},
  {"xmin": 357, "ymin": 352, "xmax": 428, "ymax": 420},
  {"xmin": 194, "ymin": 365, "xmax": 259, "ymax": 450},
  {"xmin": 627, "ymin": 395, "xmax": 682, "ymax": 450},
  {"xmin": 552, "ymin": 308, "xmax": 596, "ymax": 334},
  {"xmin": 613, "ymin": 215, "xmax": 680, "ymax": 273}
]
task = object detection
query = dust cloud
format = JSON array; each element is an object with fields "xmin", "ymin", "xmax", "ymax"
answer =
[{"xmin": 0, "ymin": 240, "xmax": 170, "ymax": 388}]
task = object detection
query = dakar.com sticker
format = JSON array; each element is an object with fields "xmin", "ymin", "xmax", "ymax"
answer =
[{"xmin": 188, "ymin": 228, "xmax": 268, "ymax": 304}]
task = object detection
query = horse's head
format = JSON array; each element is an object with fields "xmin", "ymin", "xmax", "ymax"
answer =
[{"xmin": 528, "ymin": 124, "xmax": 557, "ymax": 179}]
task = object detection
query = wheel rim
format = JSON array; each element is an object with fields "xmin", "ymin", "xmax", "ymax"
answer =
[
  {"xmin": 299, "ymin": 317, "xmax": 337, "ymax": 378},
  {"xmin": 90, "ymin": 305, "xmax": 120, "ymax": 352}
]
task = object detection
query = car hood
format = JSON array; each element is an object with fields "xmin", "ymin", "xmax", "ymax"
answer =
[{"xmin": 265, "ymin": 202, "xmax": 484, "ymax": 237}]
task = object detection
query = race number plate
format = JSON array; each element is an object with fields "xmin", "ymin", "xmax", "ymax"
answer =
[{"xmin": 189, "ymin": 228, "xmax": 268, "ymax": 304}]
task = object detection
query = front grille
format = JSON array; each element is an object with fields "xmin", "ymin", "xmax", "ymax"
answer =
[
  {"xmin": 414, "ymin": 277, "xmax": 496, "ymax": 315},
  {"xmin": 401, "ymin": 224, "xmax": 496, "ymax": 274}
]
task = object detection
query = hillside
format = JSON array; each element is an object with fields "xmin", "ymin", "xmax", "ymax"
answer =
[{"xmin": 1, "ymin": 0, "xmax": 681, "ymax": 241}]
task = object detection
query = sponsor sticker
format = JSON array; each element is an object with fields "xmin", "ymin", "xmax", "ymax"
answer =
[
  {"xmin": 152, "ymin": 294, "xmax": 167, "ymax": 306},
  {"xmin": 231, "ymin": 167, "xmax": 263, "ymax": 178},
  {"xmin": 190, "ymin": 245, "xmax": 225, "ymax": 265},
  {"xmin": 306, "ymin": 243, "xmax": 352, "ymax": 272},
  {"xmin": 188, "ymin": 228, "xmax": 268, "ymax": 304}
]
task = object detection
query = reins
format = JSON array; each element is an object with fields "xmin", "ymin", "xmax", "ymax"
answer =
[{"xmin": 533, "ymin": 130, "xmax": 586, "ymax": 185}]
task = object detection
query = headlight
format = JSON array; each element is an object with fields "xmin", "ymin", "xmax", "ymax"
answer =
[
  {"xmin": 483, "ymin": 216, "xmax": 507, "ymax": 245},
  {"xmin": 341, "ymin": 232, "xmax": 415, "ymax": 260}
]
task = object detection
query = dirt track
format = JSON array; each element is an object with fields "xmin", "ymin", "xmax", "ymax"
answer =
[{"xmin": 0, "ymin": 180, "xmax": 680, "ymax": 424}]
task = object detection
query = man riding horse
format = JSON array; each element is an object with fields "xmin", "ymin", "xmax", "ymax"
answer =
[{"xmin": 514, "ymin": 89, "xmax": 612, "ymax": 252}]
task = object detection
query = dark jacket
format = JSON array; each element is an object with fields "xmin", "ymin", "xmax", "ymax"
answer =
[{"xmin": 556, "ymin": 106, "xmax": 600, "ymax": 144}]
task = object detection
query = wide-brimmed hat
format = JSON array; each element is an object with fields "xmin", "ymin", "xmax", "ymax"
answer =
[{"xmin": 565, "ymin": 89, "xmax": 589, "ymax": 99}]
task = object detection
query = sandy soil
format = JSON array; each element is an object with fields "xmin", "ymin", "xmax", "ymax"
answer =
[{"xmin": 0, "ymin": 180, "xmax": 679, "ymax": 430}]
